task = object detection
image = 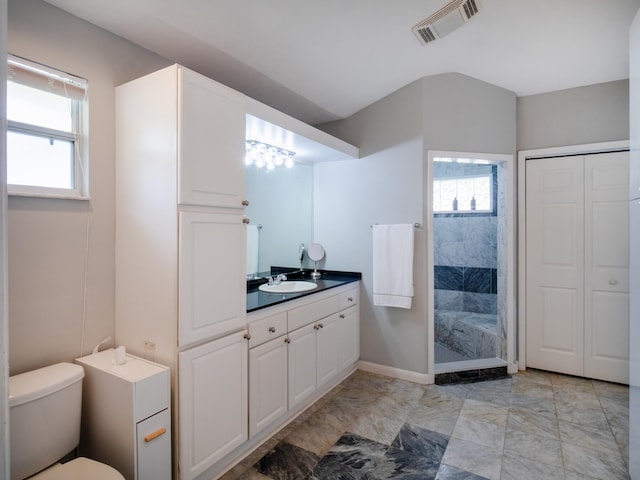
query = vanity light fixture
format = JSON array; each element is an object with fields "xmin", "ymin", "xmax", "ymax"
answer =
[{"xmin": 245, "ymin": 140, "xmax": 296, "ymax": 170}]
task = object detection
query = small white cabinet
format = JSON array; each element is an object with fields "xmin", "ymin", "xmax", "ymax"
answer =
[{"xmin": 75, "ymin": 349, "xmax": 171, "ymax": 480}]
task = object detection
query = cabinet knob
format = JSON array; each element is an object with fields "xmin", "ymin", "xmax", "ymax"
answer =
[
  {"xmin": 348, "ymin": 297, "xmax": 353, "ymax": 302},
  {"xmin": 242, "ymin": 200, "xmax": 250, "ymax": 207},
  {"xmin": 243, "ymin": 332, "xmax": 251, "ymax": 340},
  {"xmin": 242, "ymin": 218, "xmax": 250, "ymax": 224},
  {"xmin": 340, "ymin": 314, "xmax": 345, "ymax": 319},
  {"xmin": 609, "ymin": 278, "xmax": 619, "ymax": 285},
  {"xmin": 318, "ymin": 323, "xmax": 324, "ymax": 329},
  {"xmin": 313, "ymin": 325, "xmax": 319, "ymax": 330},
  {"xmin": 284, "ymin": 337, "xmax": 291, "ymax": 344},
  {"xmin": 268, "ymin": 326, "xmax": 276, "ymax": 333}
]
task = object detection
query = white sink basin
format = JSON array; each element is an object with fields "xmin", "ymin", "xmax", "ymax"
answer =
[{"xmin": 259, "ymin": 281, "xmax": 318, "ymax": 294}]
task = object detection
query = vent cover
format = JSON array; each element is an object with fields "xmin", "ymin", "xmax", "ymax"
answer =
[{"xmin": 412, "ymin": 0, "xmax": 480, "ymax": 45}]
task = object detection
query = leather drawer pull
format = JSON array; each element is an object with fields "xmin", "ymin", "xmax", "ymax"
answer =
[{"xmin": 144, "ymin": 427, "xmax": 167, "ymax": 443}]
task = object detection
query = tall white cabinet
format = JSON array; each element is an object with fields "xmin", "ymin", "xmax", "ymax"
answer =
[
  {"xmin": 524, "ymin": 151, "xmax": 629, "ymax": 384},
  {"xmin": 115, "ymin": 64, "xmax": 248, "ymax": 480}
]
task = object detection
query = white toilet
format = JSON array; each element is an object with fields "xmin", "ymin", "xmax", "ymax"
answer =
[{"xmin": 9, "ymin": 362, "xmax": 125, "ymax": 480}]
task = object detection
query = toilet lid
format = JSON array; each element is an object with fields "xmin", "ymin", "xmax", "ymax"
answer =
[{"xmin": 29, "ymin": 457, "xmax": 125, "ymax": 480}]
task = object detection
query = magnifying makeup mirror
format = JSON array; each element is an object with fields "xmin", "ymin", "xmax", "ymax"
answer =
[{"xmin": 307, "ymin": 243, "xmax": 325, "ymax": 279}]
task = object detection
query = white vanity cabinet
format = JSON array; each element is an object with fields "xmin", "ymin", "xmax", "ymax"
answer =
[
  {"xmin": 248, "ymin": 284, "xmax": 360, "ymax": 426},
  {"xmin": 247, "ymin": 312, "xmax": 288, "ymax": 438},
  {"xmin": 178, "ymin": 331, "xmax": 248, "ymax": 480},
  {"xmin": 287, "ymin": 322, "xmax": 318, "ymax": 408},
  {"xmin": 249, "ymin": 336, "xmax": 288, "ymax": 437},
  {"xmin": 287, "ymin": 287, "xmax": 358, "ymax": 409},
  {"xmin": 338, "ymin": 290, "xmax": 360, "ymax": 371},
  {"xmin": 315, "ymin": 313, "xmax": 342, "ymax": 391},
  {"xmin": 75, "ymin": 350, "xmax": 171, "ymax": 480}
]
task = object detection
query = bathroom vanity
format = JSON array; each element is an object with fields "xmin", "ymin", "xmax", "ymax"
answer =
[
  {"xmin": 246, "ymin": 273, "xmax": 360, "ymax": 438},
  {"xmin": 114, "ymin": 64, "xmax": 360, "ymax": 480}
]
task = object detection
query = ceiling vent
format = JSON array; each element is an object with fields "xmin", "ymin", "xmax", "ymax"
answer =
[{"xmin": 412, "ymin": 0, "xmax": 480, "ymax": 45}]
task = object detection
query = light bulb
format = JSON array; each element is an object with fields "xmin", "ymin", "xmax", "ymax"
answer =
[{"xmin": 285, "ymin": 155, "xmax": 295, "ymax": 168}]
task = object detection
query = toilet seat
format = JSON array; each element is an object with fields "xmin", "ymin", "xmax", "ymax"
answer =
[{"xmin": 29, "ymin": 457, "xmax": 124, "ymax": 480}]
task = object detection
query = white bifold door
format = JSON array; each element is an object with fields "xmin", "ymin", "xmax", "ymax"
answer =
[{"xmin": 525, "ymin": 151, "xmax": 629, "ymax": 384}]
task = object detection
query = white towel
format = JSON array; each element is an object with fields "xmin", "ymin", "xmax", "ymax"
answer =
[
  {"xmin": 246, "ymin": 225, "xmax": 259, "ymax": 275},
  {"xmin": 372, "ymin": 224, "xmax": 414, "ymax": 309}
]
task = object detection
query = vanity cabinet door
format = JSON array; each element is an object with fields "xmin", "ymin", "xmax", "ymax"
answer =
[
  {"xmin": 178, "ymin": 331, "xmax": 248, "ymax": 480},
  {"xmin": 339, "ymin": 306, "xmax": 360, "ymax": 371},
  {"xmin": 288, "ymin": 323, "xmax": 317, "ymax": 409},
  {"xmin": 178, "ymin": 211, "xmax": 246, "ymax": 347},
  {"xmin": 249, "ymin": 336, "xmax": 288, "ymax": 438},
  {"xmin": 178, "ymin": 67, "xmax": 247, "ymax": 208},
  {"xmin": 316, "ymin": 313, "xmax": 341, "ymax": 390}
]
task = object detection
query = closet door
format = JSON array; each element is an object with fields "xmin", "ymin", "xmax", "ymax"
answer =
[
  {"xmin": 525, "ymin": 152, "xmax": 630, "ymax": 383},
  {"xmin": 525, "ymin": 156, "xmax": 585, "ymax": 376},
  {"xmin": 584, "ymin": 152, "xmax": 629, "ymax": 384}
]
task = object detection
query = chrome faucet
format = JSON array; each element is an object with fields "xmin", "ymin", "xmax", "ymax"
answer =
[{"xmin": 267, "ymin": 273, "xmax": 287, "ymax": 286}]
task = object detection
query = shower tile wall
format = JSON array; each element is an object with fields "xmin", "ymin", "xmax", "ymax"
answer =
[
  {"xmin": 433, "ymin": 162, "xmax": 497, "ymax": 315},
  {"xmin": 434, "ymin": 265, "xmax": 497, "ymax": 314}
]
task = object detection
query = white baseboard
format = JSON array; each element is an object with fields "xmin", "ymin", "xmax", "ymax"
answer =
[{"xmin": 357, "ymin": 360, "xmax": 433, "ymax": 384}]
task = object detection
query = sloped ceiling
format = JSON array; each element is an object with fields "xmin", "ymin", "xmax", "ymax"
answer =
[{"xmin": 43, "ymin": 0, "xmax": 640, "ymax": 125}]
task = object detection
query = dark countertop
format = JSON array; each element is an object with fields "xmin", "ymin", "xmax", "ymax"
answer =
[{"xmin": 247, "ymin": 268, "xmax": 361, "ymax": 313}]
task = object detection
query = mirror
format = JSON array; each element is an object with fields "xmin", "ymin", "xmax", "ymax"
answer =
[
  {"xmin": 245, "ymin": 163, "xmax": 313, "ymax": 275},
  {"xmin": 308, "ymin": 243, "xmax": 325, "ymax": 279}
]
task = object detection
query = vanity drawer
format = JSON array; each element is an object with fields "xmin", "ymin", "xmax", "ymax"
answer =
[
  {"xmin": 288, "ymin": 296, "xmax": 339, "ymax": 332},
  {"xmin": 338, "ymin": 287, "xmax": 359, "ymax": 310},
  {"xmin": 249, "ymin": 312, "xmax": 287, "ymax": 348}
]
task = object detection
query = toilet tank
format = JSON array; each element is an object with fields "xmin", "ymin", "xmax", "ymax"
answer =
[{"xmin": 9, "ymin": 362, "xmax": 85, "ymax": 480}]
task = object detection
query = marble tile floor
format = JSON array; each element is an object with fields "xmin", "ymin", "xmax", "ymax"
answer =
[{"xmin": 220, "ymin": 368, "xmax": 630, "ymax": 480}]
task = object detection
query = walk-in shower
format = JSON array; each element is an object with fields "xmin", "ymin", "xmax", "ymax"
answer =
[{"xmin": 429, "ymin": 153, "xmax": 512, "ymax": 378}]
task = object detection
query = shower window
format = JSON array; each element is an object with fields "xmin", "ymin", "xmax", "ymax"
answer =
[{"xmin": 433, "ymin": 164, "xmax": 497, "ymax": 217}]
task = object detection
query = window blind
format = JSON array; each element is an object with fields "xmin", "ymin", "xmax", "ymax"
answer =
[{"xmin": 7, "ymin": 55, "xmax": 87, "ymax": 101}]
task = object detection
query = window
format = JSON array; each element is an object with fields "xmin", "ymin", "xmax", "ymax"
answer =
[
  {"xmin": 7, "ymin": 55, "xmax": 88, "ymax": 198},
  {"xmin": 433, "ymin": 161, "xmax": 497, "ymax": 216},
  {"xmin": 434, "ymin": 174, "xmax": 492, "ymax": 213}
]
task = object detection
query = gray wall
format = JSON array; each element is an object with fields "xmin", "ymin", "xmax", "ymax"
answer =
[
  {"xmin": 7, "ymin": 0, "xmax": 170, "ymax": 374},
  {"xmin": 317, "ymin": 73, "xmax": 516, "ymax": 375},
  {"xmin": 517, "ymin": 80, "xmax": 629, "ymax": 150},
  {"xmin": 423, "ymin": 74, "xmax": 517, "ymax": 155}
]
